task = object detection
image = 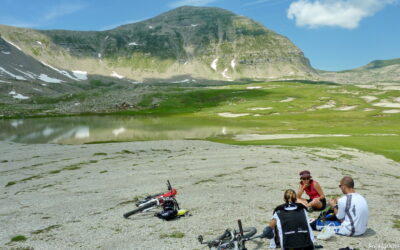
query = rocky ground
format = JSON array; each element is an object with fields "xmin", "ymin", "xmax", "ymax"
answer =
[{"xmin": 1, "ymin": 140, "xmax": 400, "ymax": 249}]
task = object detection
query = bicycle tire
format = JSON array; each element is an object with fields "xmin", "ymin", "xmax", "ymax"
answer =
[
  {"xmin": 211, "ymin": 229, "xmax": 234, "ymax": 247},
  {"xmin": 241, "ymin": 227, "xmax": 257, "ymax": 239},
  {"xmin": 215, "ymin": 229, "xmax": 233, "ymax": 241},
  {"xmin": 201, "ymin": 229, "xmax": 232, "ymax": 247},
  {"xmin": 123, "ymin": 200, "xmax": 157, "ymax": 218}
]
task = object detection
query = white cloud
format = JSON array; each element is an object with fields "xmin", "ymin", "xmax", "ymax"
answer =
[
  {"xmin": 44, "ymin": 4, "xmax": 86, "ymax": 21},
  {"xmin": 168, "ymin": 0, "xmax": 218, "ymax": 8},
  {"xmin": 287, "ymin": 0, "xmax": 396, "ymax": 29},
  {"xmin": 0, "ymin": 3, "xmax": 86, "ymax": 28},
  {"xmin": 100, "ymin": 19, "xmax": 144, "ymax": 31}
]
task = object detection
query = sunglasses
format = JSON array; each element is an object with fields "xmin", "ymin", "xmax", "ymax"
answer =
[{"xmin": 300, "ymin": 177, "xmax": 310, "ymax": 180}]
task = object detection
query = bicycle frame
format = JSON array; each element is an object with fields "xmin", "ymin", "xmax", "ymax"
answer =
[
  {"xmin": 198, "ymin": 220, "xmax": 261, "ymax": 250},
  {"xmin": 135, "ymin": 180, "xmax": 177, "ymax": 206},
  {"xmin": 123, "ymin": 180, "xmax": 179, "ymax": 218}
]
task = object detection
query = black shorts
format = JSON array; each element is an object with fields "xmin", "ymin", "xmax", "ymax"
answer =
[{"xmin": 307, "ymin": 198, "xmax": 326, "ymax": 211}]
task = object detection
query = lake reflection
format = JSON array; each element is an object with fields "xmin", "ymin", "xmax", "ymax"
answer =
[{"xmin": 0, "ymin": 115, "xmax": 244, "ymax": 144}]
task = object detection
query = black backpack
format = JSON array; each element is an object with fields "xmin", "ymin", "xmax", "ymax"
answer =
[
  {"xmin": 156, "ymin": 198, "xmax": 178, "ymax": 221},
  {"xmin": 275, "ymin": 203, "xmax": 314, "ymax": 249}
]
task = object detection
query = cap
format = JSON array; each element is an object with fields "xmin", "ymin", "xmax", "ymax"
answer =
[{"xmin": 299, "ymin": 170, "xmax": 311, "ymax": 178}]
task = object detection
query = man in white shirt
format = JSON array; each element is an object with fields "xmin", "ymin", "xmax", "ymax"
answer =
[{"xmin": 329, "ymin": 176, "xmax": 369, "ymax": 236}]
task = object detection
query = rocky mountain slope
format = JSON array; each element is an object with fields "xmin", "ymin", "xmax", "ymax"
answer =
[
  {"xmin": 0, "ymin": 6, "xmax": 315, "ymax": 84},
  {"xmin": 320, "ymin": 58, "xmax": 400, "ymax": 84}
]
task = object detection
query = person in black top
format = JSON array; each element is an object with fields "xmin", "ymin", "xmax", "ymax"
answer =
[{"xmin": 264, "ymin": 189, "xmax": 315, "ymax": 250}]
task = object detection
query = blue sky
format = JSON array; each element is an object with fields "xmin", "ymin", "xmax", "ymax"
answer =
[{"xmin": 0, "ymin": 0, "xmax": 399, "ymax": 71}]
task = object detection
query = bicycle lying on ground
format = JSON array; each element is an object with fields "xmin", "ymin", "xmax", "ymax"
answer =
[
  {"xmin": 123, "ymin": 180, "xmax": 179, "ymax": 218},
  {"xmin": 198, "ymin": 220, "xmax": 269, "ymax": 250}
]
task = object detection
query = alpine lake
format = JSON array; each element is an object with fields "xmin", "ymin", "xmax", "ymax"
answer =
[{"xmin": 1, "ymin": 81, "xmax": 400, "ymax": 162}]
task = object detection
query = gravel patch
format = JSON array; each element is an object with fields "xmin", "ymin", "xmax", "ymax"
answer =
[{"xmin": 1, "ymin": 140, "xmax": 400, "ymax": 249}]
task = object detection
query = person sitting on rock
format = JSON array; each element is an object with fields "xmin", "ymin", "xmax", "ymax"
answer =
[{"xmin": 296, "ymin": 170, "xmax": 326, "ymax": 212}]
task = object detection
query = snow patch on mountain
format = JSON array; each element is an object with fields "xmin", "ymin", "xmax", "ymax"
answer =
[
  {"xmin": 14, "ymin": 68, "xmax": 36, "ymax": 79},
  {"xmin": 39, "ymin": 74, "xmax": 63, "ymax": 83},
  {"xmin": 72, "ymin": 71, "xmax": 88, "ymax": 80},
  {"xmin": 111, "ymin": 71, "xmax": 124, "ymax": 79},
  {"xmin": 211, "ymin": 58, "xmax": 218, "ymax": 71},
  {"xmin": 9, "ymin": 90, "xmax": 30, "ymax": 99},
  {"xmin": 222, "ymin": 68, "xmax": 232, "ymax": 80},
  {"xmin": 231, "ymin": 59, "xmax": 236, "ymax": 69},
  {"xmin": 3, "ymin": 38, "xmax": 22, "ymax": 51},
  {"xmin": 40, "ymin": 61, "xmax": 77, "ymax": 80},
  {"xmin": 0, "ymin": 67, "xmax": 27, "ymax": 80}
]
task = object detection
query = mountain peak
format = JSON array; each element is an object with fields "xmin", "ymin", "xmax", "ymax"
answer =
[
  {"xmin": 0, "ymin": 6, "xmax": 315, "ymax": 83},
  {"xmin": 163, "ymin": 5, "xmax": 236, "ymax": 15}
]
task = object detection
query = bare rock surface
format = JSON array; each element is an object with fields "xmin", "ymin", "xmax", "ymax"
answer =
[{"xmin": 1, "ymin": 140, "xmax": 400, "ymax": 249}]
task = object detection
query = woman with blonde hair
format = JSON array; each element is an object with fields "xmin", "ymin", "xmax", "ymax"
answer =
[
  {"xmin": 265, "ymin": 189, "xmax": 315, "ymax": 250},
  {"xmin": 297, "ymin": 170, "xmax": 326, "ymax": 212}
]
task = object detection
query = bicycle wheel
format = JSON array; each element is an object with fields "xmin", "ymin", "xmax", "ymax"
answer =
[
  {"xmin": 241, "ymin": 227, "xmax": 257, "ymax": 238},
  {"xmin": 123, "ymin": 200, "xmax": 157, "ymax": 218},
  {"xmin": 210, "ymin": 229, "xmax": 234, "ymax": 247},
  {"xmin": 215, "ymin": 229, "xmax": 233, "ymax": 241},
  {"xmin": 200, "ymin": 229, "xmax": 233, "ymax": 248}
]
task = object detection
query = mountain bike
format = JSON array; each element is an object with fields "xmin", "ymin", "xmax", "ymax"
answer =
[
  {"xmin": 123, "ymin": 180, "xmax": 179, "ymax": 218},
  {"xmin": 198, "ymin": 220, "xmax": 268, "ymax": 250}
]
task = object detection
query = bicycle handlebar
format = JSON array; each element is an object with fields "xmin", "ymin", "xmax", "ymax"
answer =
[{"xmin": 167, "ymin": 180, "xmax": 172, "ymax": 191}]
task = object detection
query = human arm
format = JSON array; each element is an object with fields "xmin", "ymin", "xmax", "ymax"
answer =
[
  {"xmin": 297, "ymin": 183, "xmax": 305, "ymax": 199},
  {"xmin": 269, "ymin": 218, "xmax": 277, "ymax": 228},
  {"xmin": 313, "ymin": 182, "xmax": 325, "ymax": 201},
  {"xmin": 329, "ymin": 197, "xmax": 344, "ymax": 222}
]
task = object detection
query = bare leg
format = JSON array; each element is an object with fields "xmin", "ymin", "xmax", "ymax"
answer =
[
  {"xmin": 308, "ymin": 198, "xmax": 323, "ymax": 210},
  {"xmin": 296, "ymin": 198, "xmax": 310, "ymax": 207}
]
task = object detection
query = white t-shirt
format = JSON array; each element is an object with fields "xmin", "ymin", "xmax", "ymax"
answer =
[{"xmin": 337, "ymin": 193, "xmax": 368, "ymax": 236}]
